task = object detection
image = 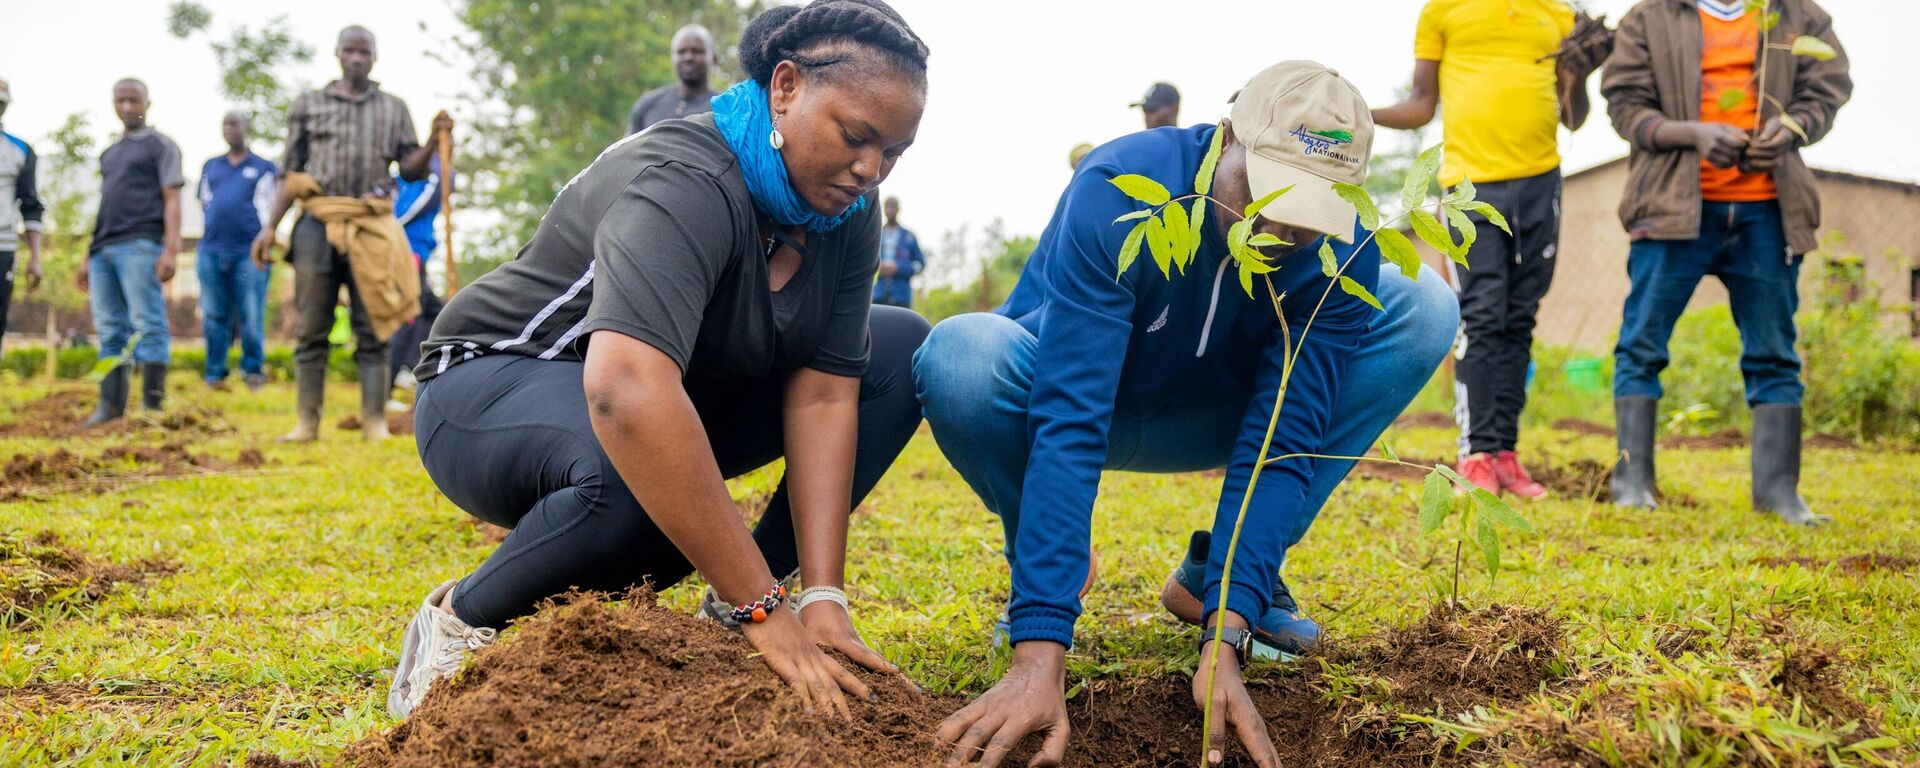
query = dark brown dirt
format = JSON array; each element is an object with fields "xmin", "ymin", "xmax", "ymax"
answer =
[
  {"xmin": 460, "ymin": 517, "xmax": 511, "ymax": 544},
  {"xmin": 336, "ymin": 597, "xmax": 1565, "ymax": 768},
  {"xmin": 1350, "ymin": 456, "xmax": 1451, "ymax": 484},
  {"xmin": 1752, "ymin": 554, "xmax": 1919, "ymax": 573},
  {"xmin": 1529, "ymin": 459, "xmax": 1614, "ymax": 503},
  {"xmin": 1550, "ymin": 418, "xmax": 1613, "ymax": 437},
  {"xmin": 1393, "ymin": 412, "xmax": 1455, "ymax": 430},
  {"xmin": 1803, "ymin": 433, "xmax": 1860, "ymax": 450},
  {"xmin": 1, "ymin": 441, "xmax": 252, "ymax": 500},
  {"xmin": 1660, "ymin": 429, "xmax": 1746, "ymax": 450},
  {"xmin": 337, "ymin": 412, "xmax": 417, "ymax": 436},
  {"xmin": 246, "ymin": 754, "xmax": 317, "ymax": 768},
  {"xmin": 1771, "ymin": 645, "xmax": 1877, "ymax": 731},
  {"xmin": 0, "ymin": 391, "xmax": 232, "ymax": 439},
  {"xmin": 1, "ymin": 530, "xmax": 171, "ymax": 621}
]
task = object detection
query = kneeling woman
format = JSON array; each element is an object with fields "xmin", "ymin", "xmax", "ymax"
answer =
[{"xmin": 386, "ymin": 0, "xmax": 931, "ymax": 719}]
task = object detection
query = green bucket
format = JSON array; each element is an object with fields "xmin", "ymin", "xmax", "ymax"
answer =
[{"xmin": 1563, "ymin": 357, "xmax": 1603, "ymax": 393}]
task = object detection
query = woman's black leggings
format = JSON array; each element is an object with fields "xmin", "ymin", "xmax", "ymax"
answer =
[{"xmin": 414, "ymin": 305, "xmax": 931, "ymax": 628}]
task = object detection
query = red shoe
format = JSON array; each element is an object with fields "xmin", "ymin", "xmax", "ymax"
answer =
[
  {"xmin": 1493, "ymin": 451, "xmax": 1549, "ymax": 500},
  {"xmin": 1456, "ymin": 453, "xmax": 1501, "ymax": 495}
]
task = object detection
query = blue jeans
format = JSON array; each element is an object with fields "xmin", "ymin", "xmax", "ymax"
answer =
[
  {"xmin": 197, "ymin": 247, "xmax": 269, "ymax": 380},
  {"xmin": 1613, "ymin": 200, "xmax": 1803, "ymax": 405},
  {"xmin": 89, "ymin": 239, "xmax": 171, "ymax": 365},
  {"xmin": 914, "ymin": 265, "xmax": 1459, "ymax": 573}
]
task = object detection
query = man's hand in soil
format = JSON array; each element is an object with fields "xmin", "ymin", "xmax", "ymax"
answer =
[
  {"xmin": 800, "ymin": 599, "xmax": 900, "ymax": 675},
  {"xmin": 1691, "ymin": 122, "xmax": 1749, "ymax": 168},
  {"xmin": 936, "ymin": 641, "xmax": 1071, "ymax": 768},
  {"xmin": 1191, "ymin": 614, "xmax": 1280, "ymax": 767},
  {"xmin": 1742, "ymin": 117, "xmax": 1796, "ymax": 172},
  {"xmin": 740, "ymin": 607, "xmax": 873, "ymax": 721}
]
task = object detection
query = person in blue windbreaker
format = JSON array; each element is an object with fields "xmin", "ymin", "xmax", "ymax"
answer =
[
  {"xmin": 916, "ymin": 62, "xmax": 1460, "ymax": 766},
  {"xmin": 871, "ymin": 196, "xmax": 923, "ymax": 308},
  {"xmin": 384, "ymin": 153, "xmax": 449, "ymax": 397}
]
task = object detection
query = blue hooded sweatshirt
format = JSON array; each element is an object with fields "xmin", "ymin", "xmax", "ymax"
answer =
[{"xmin": 995, "ymin": 123, "xmax": 1381, "ymax": 647}]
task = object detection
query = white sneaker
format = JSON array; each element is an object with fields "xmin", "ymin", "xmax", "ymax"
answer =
[{"xmin": 387, "ymin": 580, "xmax": 497, "ymax": 718}]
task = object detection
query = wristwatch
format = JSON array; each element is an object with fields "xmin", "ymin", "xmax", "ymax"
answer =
[{"xmin": 1195, "ymin": 626, "xmax": 1254, "ymax": 664}]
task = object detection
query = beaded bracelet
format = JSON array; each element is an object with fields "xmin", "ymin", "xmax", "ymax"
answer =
[
  {"xmin": 728, "ymin": 582, "xmax": 789, "ymax": 624},
  {"xmin": 794, "ymin": 585, "xmax": 849, "ymax": 613}
]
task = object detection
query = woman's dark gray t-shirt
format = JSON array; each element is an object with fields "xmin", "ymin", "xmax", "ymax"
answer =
[{"xmin": 418, "ymin": 113, "xmax": 879, "ymax": 385}]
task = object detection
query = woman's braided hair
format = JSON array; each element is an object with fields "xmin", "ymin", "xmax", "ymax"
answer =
[{"xmin": 739, "ymin": 0, "xmax": 930, "ymax": 89}]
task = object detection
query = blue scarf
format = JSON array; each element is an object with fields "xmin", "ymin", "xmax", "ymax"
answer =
[{"xmin": 710, "ymin": 80, "xmax": 867, "ymax": 233}]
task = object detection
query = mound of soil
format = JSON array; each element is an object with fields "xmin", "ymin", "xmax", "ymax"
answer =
[
  {"xmin": 344, "ymin": 590, "xmax": 962, "ymax": 768},
  {"xmin": 0, "ymin": 530, "xmax": 169, "ymax": 620},
  {"xmin": 336, "ymin": 597, "xmax": 1565, "ymax": 768},
  {"xmin": 1549, "ymin": 418, "xmax": 1613, "ymax": 437},
  {"xmin": 1803, "ymin": 433, "xmax": 1860, "ymax": 450},
  {"xmin": 0, "ymin": 391, "xmax": 232, "ymax": 439},
  {"xmin": 1752, "ymin": 554, "xmax": 1918, "ymax": 573},
  {"xmin": 1660, "ymin": 429, "xmax": 1746, "ymax": 450},
  {"xmin": 1, "ymin": 441, "xmax": 253, "ymax": 500},
  {"xmin": 1529, "ymin": 459, "xmax": 1613, "ymax": 503},
  {"xmin": 337, "ymin": 412, "xmax": 416, "ymax": 436},
  {"xmin": 1393, "ymin": 412, "xmax": 1455, "ymax": 430}
]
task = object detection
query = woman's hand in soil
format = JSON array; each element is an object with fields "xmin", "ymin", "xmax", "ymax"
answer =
[
  {"xmin": 936, "ymin": 641, "xmax": 1071, "ymax": 768},
  {"xmin": 1191, "ymin": 639, "xmax": 1280, "ymax": 768},
  {"xmin": 800, "ymin": 599, "xmax": 900, "ymax": 675},
  {"xmin": 741, "ymin": 607, "xmax": 873, "ymax": 720}
]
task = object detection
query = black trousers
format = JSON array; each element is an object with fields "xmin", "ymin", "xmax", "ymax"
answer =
[
  {"xmin": 1450, "ymin": 168, "xmax": 1561, "ymax": 455},
  {"xmin": 0, "ymin": 251, "xmax": 13, "ymax": 341},
  {"xmin": 290, "ymin": 216, "xmax": 383, "ymax": 369},
  {"xmin": 415, "ymin": 305, "xmax": 931, "ymax": 628}
]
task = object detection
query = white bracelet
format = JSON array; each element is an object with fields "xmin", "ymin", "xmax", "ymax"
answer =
[{"xmin": 794, "ymin": 586, "xmax": 849, "ymax": 613}]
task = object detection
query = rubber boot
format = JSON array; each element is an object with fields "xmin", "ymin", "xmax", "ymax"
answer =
[
  {"xmin": 359, "ymin": 362, "xmax": 391, "ymax": 441},
  {"xmin": 1611, "ymin": 396, "xmax": 1659, "ymax": 509},
  {"xmin": 84, "ymin": 366, "xmax": 131, "ymax": 427},
  {"xmin": 140, "ymin": 362, "xmax": 168, "ymax": 412},
  {"xmin": 1752, "ymin": 404, "xmax": 1828, "ymax": 527},
  {"xmin": 278, "ymin": 364, "xmax": 326, "ymax": 442}
]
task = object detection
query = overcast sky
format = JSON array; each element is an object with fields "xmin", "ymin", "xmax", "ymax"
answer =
[{"xmin": 2, "ymin": 0, "xmax": 1910, "ymax": 272}]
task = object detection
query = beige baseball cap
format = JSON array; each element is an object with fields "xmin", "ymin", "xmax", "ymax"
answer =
[{"xmin": 1228, "ymin": 61, "xmax": 1373, "ymax": 243}]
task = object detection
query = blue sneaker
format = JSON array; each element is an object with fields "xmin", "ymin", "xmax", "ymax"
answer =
[{"xmin": 1159, "ymin": 530, "xmax": 1320, "ymax": 659}]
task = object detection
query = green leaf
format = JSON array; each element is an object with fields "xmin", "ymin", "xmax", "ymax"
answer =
[
  {"xmin": 1448, "ymin": 178, "xmax": 1479, "ymax": 207},
  {"xmin": 1238, "ymin": 260, "xmax": 1256, "ymax": 297},
  {"xmin": 1716, "ymin": 87, "xmax": 1747, "ymax": 113},
  {"xmin": 1339, "ymin": 275, "xmax": 1383, "ymax": 312},
  {"xmin": 1433, "ymin": 463, "xmax": 1467, "ymax": 486},
  {"xmin": 1188, "ymin": 199, "xmax": 1208, "ymax": 260},
  {"xmin": 1110, "ymin": 174, "xmax": 1171, "ymax": 206},
  {"xmin": 1790, "ymin": 35, "xmax": 1837, "ymax": 61},
  {"xmin": 1317, "ymin": 240, "xmax": 1338, "ymax": 277},
  {"xmin": 1248, "ymin": 233, "xmax": 1287, "ymax": 248},
  {"xmin": 1418, "ymin": 471, "xmax": 1452, "ymax": 534},
  {"xmin": 1409, "ymin": 209, "xmax": 1455, "ymax": 258},
  {"xmin": 1475, "ymin": 512, "xmax": 1501, "ymax": 579},
  {"xmin": 1742, "ymin": 0, "xmax": 1766, "ymax": 13},
  {"xmin": 1472, "ymin": 488, "xmax": 1533, "ymax": 534},
  {"xmin": 1227, "ymin": 218, "xmax": 1252, "ymax": 254},
  {"xmin": 1777, "ymin": 112, "xmax": 1810, "ymax": 144},
  {"xmin": 1112, "ymin": 209, "xmax": 1153, "ymax": 225},
  {"xmin": 1243, "ymin": 185, "xmax": 1294, "ymax": 220},
  {"xmin": 1444, "ymin": 208, "xmax": 1478, "ymax": 265},
  {"xmin": 1401, "ymin": 144, "xmax": 1443, "ymax": 213},
  {"xmin": 1331, "ymin": 182, "xmax": 1379, "ymax": 231},
  {"xmin": 1146, "ymin": 216, "xmax": 1173, "ymax": 279},
  {"xmin": 1380, "ymin": 441, "xmax": 1400, "ymax": 463},
  {"xmin": 1463, "ymin": 201, "xmax": 1511, "ymax": 236},
  {"xmin": 1194, "ymin": 126, "xmax": 1225, "ymax": 196},
  {"xmin": 1759, "ymin": 10, "xmax": 1781, "ymax": 33},
  {"xmin": 1162, "ymin": 203, "xmax": 1192, "ymax": 275},
  {"xmin": 1375, "ymin": 227, "xmax": 1422, "ymax": 280},
  {"xmin": 1841, "ymin": 737, "xmax": 1901, "ymax": 754},
  {"xmin": 1115, "ymin": 221, "xmax": 1148, "ymax": 279},
  {"xmin": 84, "ymin": 355, "xmax": 125, "ymax": 384}
]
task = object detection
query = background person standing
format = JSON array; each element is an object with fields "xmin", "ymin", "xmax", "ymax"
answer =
[
  {"xmin": 84, "ymin": 78, "xmax": 183, "ymax": 425},
  {"xmin": 1372, "ymin": 0, "xmax": 1612, "ymax": 500},
  {"xmin": 1132, "ymin": 81, "xmax": 1179, "ymax": 130},
  {"xmin": 0, "ymin": 78, "xmax": 47, "ymax": 349},
  {"xmin": 253, "ymin": 25, "xmax": 447, "ymax": 442},
  {"xmin": 196, "ymin": 111, "xmax": 276, "ymax": 391},
  {"xmin": 1601, "ymin": 0, "xmax": 1850, "ymax": 525},
  {"xmin": 627, "ymin": 24, "xmax": 720, "ymax": 135},
  {"xmin": 871, "ymin": 196, "xmax": 922, "ymax": 309},
  {"xmin": 385, "ymin": 153, "xmax": 450, "ymax": 403}
]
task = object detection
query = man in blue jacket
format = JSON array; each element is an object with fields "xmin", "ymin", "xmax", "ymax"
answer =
[
  {"xmin": 872, "ymin": 196, "xmax": 923, "ymax": 308},
  {"xmin": 196, "ymin": 111, "xmax": 277, "ymax": 390},
  {"xmin": 918, "ymin": 61, "xmax": 1458, "ymax": 767},
  {"xmin": 385, "ymin": 153, "xmax": 450, "ymax": 399}
]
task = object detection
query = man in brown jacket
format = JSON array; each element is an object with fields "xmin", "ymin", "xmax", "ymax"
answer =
[{"xmin": 1600, "ymin": 0, "xmax": 1850, "ymax": 526}]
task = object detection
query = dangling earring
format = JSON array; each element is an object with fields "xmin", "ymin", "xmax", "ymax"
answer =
[{"xmin": 769, "ymin": 113, "xmax": 786, "ymax": 150}]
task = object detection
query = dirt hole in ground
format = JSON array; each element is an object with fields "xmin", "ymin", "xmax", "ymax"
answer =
[
  {"xmin": 337, "ymin": 412, "xmax": 416, "ymax": 436},
  {"xmin": 0, "ymin": 441, "xmax": 256, "ymax": 500},
  {"xmin": 1752, "ymin": 553, "xmax": 1918, "ymax": 573},
  {"xmin": 1, "ymin": 530, "xmax": 172, "ymax": 621},
  {"xmin": 327, "ymin": 596, "xmax": 1566, "ymax": 768}
]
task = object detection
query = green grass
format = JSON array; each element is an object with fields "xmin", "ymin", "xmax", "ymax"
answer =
[{"xmin": 1, "ymin": 376, "xmax": 1916, "ymax": 766}]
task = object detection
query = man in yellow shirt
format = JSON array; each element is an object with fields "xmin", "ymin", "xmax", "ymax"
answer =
[{"xmin": 1373, "ymin": 0, "xmax": 1610, "ymax": 499}]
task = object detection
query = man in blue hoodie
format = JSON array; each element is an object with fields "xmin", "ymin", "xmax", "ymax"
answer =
[{"xmin": 918, "ymin": 62, "xmax": 1458, "ymax": 767}]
